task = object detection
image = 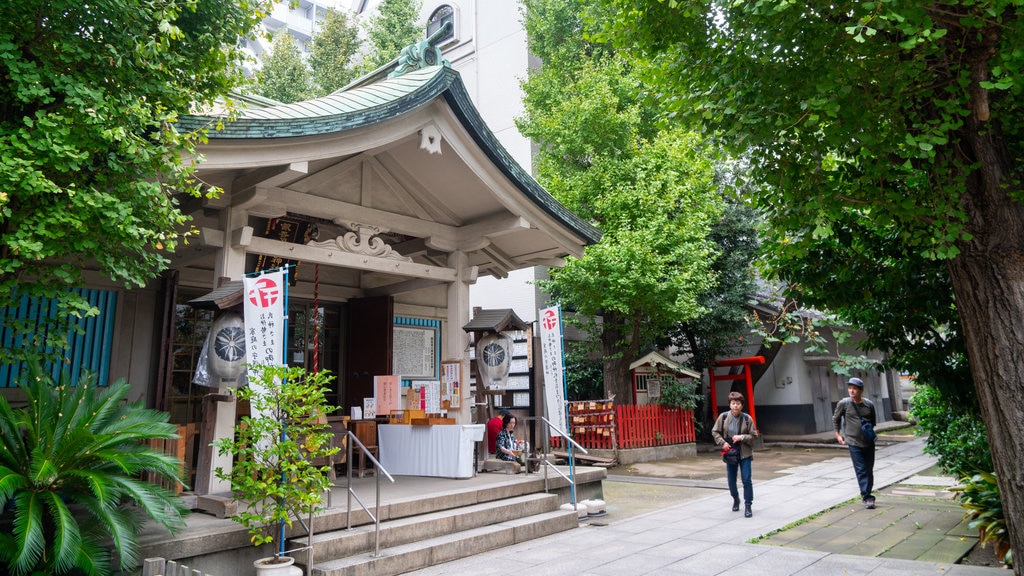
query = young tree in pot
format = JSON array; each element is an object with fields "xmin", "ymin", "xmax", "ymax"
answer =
[{"xmin": 214, "ymin": 364, "xmax": 339, "ymax": 573}]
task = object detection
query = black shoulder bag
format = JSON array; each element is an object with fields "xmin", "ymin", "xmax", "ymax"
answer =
[
  {"xmin": 720, "ymin": 413, "xmax": 743, "ymax": 465},
  {"xmin": 853, "ymin": 402, "xmax": 877, "ymax": 443}
]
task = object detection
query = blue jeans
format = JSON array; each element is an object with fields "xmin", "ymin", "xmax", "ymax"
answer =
[
  {"xmin": 727, "ymin": 456, "xmax": 753, "ymax": 505},
  {"xmin": 848, "ymin": 444, "xmax": 875, "ymax": 499}
]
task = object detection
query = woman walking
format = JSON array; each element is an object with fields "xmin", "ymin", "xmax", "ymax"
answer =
[{"xmin": 712, "ymin": 391, "xmax": 756, "ymax": 517}]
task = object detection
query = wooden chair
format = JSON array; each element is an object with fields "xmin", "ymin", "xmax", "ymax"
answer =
[{"xmin": 351, "ymin": 420, "xmax": 378, "ymax": 478}]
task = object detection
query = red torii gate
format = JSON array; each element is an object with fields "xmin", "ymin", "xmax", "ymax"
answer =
[{"xmin": 709, "ymin": 356, "xmax": 765, "ymax": 429}]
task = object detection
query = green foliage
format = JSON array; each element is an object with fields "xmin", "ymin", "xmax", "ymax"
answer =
[
  {"xmin": 599, "ymin": 0, "xmax": 1023, "ymax": 256},
  {"xmin": 360, "ymin": 0, "xmax": 423, "ymax": 74},
  {"xmin": 0, "ymin": 371, "xmax": 188, "ymax": 576},
  {"xmin": 257, "ymin": 30, "xmax": 313, "ymax": 103},
  {"xmin": 910, "ymin": 384, "xmax": 992, "ymax": 478},
  {"xmin": 215, "ymin": 365, "xmax": 339, "ymax": 550},
  {"xmin": 0, "ymin": 0, "xmax": 270, "ymax": 364},
  {"xmin": 595, "ymin": 1, "xmax": 1018, "ymax": 386},
  {"xmin": 564, "ymin": 344, "xmax": 603, "ymax": 401},
  {"xmin": 952, "ymin": 472, "xmax": 1013, "ymax": 566},
  {"xmin": 665, "ymin": 194, "xmax": 760, "ymax": 373},
  {"xmin": 309, "ymin": 8, "xmax": 361, "ymax": 96},
  {"xmin": 657, "ymin": 377, "xmax": 701, "ymax": 410},
  {"xmin": 521, "ymin": 0, "xmax": 730, "ymax": 399}
]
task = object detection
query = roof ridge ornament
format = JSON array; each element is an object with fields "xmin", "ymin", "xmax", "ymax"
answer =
[{"xmin": 388, "ymin": 21, "xmax": 453, "ymax": 79}]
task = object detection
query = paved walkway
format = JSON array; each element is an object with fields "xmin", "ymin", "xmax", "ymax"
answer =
[{"xmin": 403, "ymin": 437, "xmax": 1005, "ymax": 575}]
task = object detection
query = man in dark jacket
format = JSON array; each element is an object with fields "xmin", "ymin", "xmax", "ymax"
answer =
[{"xmin": 833, "ymin": 377, "xmax": 877, "ymax": 508}]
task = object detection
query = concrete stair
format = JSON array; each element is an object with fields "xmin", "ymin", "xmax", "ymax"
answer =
[{"xmin": 291, "ymin": 492, "xmax": 578, "ymax": 576}]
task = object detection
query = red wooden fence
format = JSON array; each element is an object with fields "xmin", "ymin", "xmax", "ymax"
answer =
[{"xmin": 550, "ymin": 402, "xmax": 695, "ymax": 450}]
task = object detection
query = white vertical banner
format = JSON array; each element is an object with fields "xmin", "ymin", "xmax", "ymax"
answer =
[
  {"xmin": 243, "ymin": 270, "xmax": 287, "ymax": 421},
  {"xmin": 538, "ymin": 305, "xmax": 569, "ymax": 437},
  {"xmin": 243, "ymin": 270, "xmax": 286, "ymax": 367}
]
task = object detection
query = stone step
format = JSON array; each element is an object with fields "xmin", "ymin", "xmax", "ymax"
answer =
[
  {"xmin": 309, "ymin": 508, "xmax": 579, "ymax": 576},
  {"xmin": 294, "ymin": 493, "xmax": 561, "ymax": 560}
]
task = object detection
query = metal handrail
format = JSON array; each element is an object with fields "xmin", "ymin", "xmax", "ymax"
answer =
[
  {"xmin": 522, "ymin": 417, "xmax": 588, "ymax": 510},
  {"xmin": 343, "ymin": 430, "xmax": 394, "ymax": 558}
]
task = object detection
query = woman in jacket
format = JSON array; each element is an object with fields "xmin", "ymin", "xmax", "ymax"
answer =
[{"xmin": 712, "ymin": 391, "xmax": 756, "ymax": 517}]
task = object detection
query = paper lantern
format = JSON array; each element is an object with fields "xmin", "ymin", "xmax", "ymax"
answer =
[
  {"xmin": 208, "ymin": 312, "xmax": 246, "ymax": 386},
  {"xmin": 476, "ymin": 332, "xmax": 512, "ymax": 390}
]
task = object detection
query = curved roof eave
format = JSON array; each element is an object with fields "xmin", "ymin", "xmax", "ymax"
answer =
[{"xmin": 178, "ymin": 66, "xmax": 602, "ymax": 247}]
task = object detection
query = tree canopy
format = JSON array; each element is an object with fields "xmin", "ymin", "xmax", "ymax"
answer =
[
  {"xmin": 309, "ymin": 8, "xmax": 362, "ymax": 96},
  {"xmin": 256, "ymin": 29, "xmax": 313, "ymax": 103},
  {"xmin": 359, "ymin": 0, "xmax": 423, "ymax": 74},
  {"xmin": 598, "ymin": 0, "xmax": 1024, "ymax": 566},
  {"xmin": 520, "ymin": 0, "xmax": 744, "ymax": 402},
  {"xmin": 0, "ymin": 0, "xmax": 270, "ymax": 363}
]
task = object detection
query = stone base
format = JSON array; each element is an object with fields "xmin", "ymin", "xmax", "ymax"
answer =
[{"xmin": 480, "ymin": 459, "xmax": 520, "ymax": 474}]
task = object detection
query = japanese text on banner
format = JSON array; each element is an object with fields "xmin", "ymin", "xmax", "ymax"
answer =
[
  {"xmin": 538, "ymin": 306, "xmax": 568, "ymax": 436},
  {"xmin": 243, "ymin": 270, "xmax": 286, "ymax": 368}
]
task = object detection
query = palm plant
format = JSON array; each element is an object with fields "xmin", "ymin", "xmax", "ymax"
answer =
[{"xmin": 0, "ymin": 369, "xmax": 189, "ymax": 576}]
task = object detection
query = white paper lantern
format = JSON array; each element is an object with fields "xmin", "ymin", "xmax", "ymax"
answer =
[
  {"xmin": 208, "ymin": 312, "xmax": 246, "ymax": 386},
  {"xmin": 476, "ymin": 332, "xmax": 512, "ymax": 390}
]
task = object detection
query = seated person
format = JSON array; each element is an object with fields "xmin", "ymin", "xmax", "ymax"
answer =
[
  {"xmin": 487, "ymin": 409, "xmax": 510, "ymax": 454},
  {"xmin": 495, "ymin": 413, "xmax": 523, "ymax": 463}
]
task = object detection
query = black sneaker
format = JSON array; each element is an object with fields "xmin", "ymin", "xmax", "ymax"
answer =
[{"xmin": 865, "ymin": 497, "xmax": 876, "ymax": 509}]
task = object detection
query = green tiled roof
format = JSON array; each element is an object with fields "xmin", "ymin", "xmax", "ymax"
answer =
[{"xmin": 178, "ymin": 65, "xmax": 601, "ymax": 245}]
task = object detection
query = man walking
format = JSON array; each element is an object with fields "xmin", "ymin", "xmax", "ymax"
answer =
[{"xmin": 833, "ymin": 377, "xmax": 877, "ymax": 508}]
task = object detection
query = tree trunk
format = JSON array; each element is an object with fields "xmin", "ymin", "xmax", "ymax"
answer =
[
  {"xmin": 947, "ymin": 106, "xmax": 1024, "ymax": 575},
  {"xmin": 600, "ymin": 312, "xmax": 637, "ymax": 403}
]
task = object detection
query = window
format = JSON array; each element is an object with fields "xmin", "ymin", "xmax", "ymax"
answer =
[
  {"xmin": 635, "ymin": 373, "xmax": 651, "ymax": 392},
  {"xmin": 0, "ymin": 289, "xmax": 117, "ymax": 387},
  {"xmin": 426, "ymin": 5, "xmax": 455, "ymax": 43}
]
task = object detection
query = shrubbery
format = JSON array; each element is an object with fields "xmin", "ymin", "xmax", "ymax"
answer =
[{"xmin": 910, "ymin": 384, "xmax": 992, "ymax": 478}]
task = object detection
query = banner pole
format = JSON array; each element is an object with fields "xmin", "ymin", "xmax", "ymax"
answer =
[
  {"xmin": 278, "ymin": 265, "xmax": 290, "ymax": 557},
  {"xmin": 556, "ymin": 309, "xmax": 576, "ymax": 507}
]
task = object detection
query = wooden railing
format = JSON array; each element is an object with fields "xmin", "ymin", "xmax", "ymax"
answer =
[
  {"xmin": 144, "ymin": 423, "xmax": 198, "ymax": 494},
  {"xmin": 616, "ymin": 404, "xmax": 695, "ymax": 448},
  {"xmin": 550, "ymin": 402, "xmax": 695, "ymax": 450}
]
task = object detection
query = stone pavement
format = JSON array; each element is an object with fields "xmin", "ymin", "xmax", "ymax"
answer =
[{"xmin": 402, "ymin": 436, "xmax": 1006, "ymax": 575}]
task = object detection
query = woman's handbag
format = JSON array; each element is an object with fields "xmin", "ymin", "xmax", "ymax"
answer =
[{"xmin": 721, "ymin": 446, "xmax": 740, "ymax": 465}]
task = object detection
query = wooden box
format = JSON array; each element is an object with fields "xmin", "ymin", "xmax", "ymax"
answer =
[
  {"xmin": 410, "ymin": 417, "xmax": 456, "ymax": 425},
  {"xmin": 389, "ymin": 409, "xmax": 426, "ymax": 424}
]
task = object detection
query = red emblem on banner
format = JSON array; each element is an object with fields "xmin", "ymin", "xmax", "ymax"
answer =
[
  {"xmin": 247, "ymin": 277, "xmax": 280, "ymax": 308},
  {"xmin": 542, "ymin": 309, "xmax": 558, "ymax": 331}
]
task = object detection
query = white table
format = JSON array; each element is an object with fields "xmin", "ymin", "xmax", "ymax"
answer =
[{"xmin": 378, "ymin": 424, "xmax": 485, "ymax": 478}]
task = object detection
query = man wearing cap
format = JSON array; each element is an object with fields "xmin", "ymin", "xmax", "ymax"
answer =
[{"xmin": 833, "ymin": 377, "xmax": 878, "ymax": 509}]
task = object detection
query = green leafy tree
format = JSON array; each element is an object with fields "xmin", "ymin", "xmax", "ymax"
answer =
[
  {"xmin": 664, "ymin": 194, "xmax": 760, "ymax": 374},
  {"xmin": 0, "ymin": 0, "xmax": 270, "ymax": 364},
  {"xmin": 360, "ymin": 0, "xmax": 423, "ymax": 74},
  {"xmin": 0, "ymin": 372, "xmax": 188, "ymax": 576},
  {"xmin": 564, "ymin": 343, "xmax": 604, "ymax": 401},
  {"xmin": 257, "ymin": 30, "xmax": 313, "ymax": 103},
  {"xmin": 215, "ymin": 365, "xmax": 338, "ymax": 553},
  {"xmin": 309, "ymin": 8, "xmax": 361, "ymax": 96},
  {"xmin": 599, "ymin": 0, "xmax": 1024, "ymax": 565},
  {"xmin": 520, "ymin": 0, "xmax": 723, "ymax": 403}
]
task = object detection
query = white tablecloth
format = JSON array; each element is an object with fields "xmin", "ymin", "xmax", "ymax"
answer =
[{"xmin": 378, "ymin": 424, "xmax": 485, "ymax": 479}]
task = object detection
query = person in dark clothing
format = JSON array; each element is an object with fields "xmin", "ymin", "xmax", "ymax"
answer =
[
  {"xmin": 833, "ymin": 377, "xmax": 877, "ymax": 509},
  {"xmin": 495, "ymin": 413, "xmax": 523, "ymax": 463}
]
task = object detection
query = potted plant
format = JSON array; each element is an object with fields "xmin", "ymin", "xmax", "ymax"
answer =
[
  {"xmin": 0, "ymin": 367, "xmax": 188, "ymax": 576},
  {"xmin": 215, "ymin": 364, "xmax": 339, "ymax": 575}
]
